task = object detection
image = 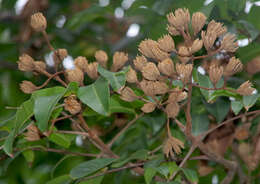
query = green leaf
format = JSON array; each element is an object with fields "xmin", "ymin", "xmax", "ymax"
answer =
[
  {"xmin": 64, "ymin": 82, "xmax": 79, "ymax": 96},
  {"xmin": 208, "ymin": 89, "xmax": 239, "ymax": 102},
  {"xmin": 79, "ymin": 171, "xmax": 105, "ymax": 184},
  {"xmin": 70, "ymin": 158, "xmax": 116, "ymax": 179},
  {"xmin": 231, "ymin": 100, "xmax": 243, "ymax": 115},
  {"xmin": 98, "ymin": 65, "xmax": 129, "ymax": 91},
  {"xmin": 109, "ymin": 95, "xmax": 136, "ymax": 114},
  {"xmin": 33, "ymin": 87, "xmax": 66, "ymax": 131},
  {"xmin": 78, "ymin": 77, "xmax": 110, "ymax": 116},
  {"xmin": 156, "ymin": 162, "xmax": 179, "ymax": 179},
  {"xmin": 192, "ymin": 113, "xmax": 209, "ymax": 136},
  {"xmin": 3, "ymin": 130, "xmax": 15, "ymax": 157},
  {"xmin": 46, "ymin": 175, "xmax": 72, "ymax": 184},
  {"xmin": 181, "ymin": 168, "xmax": 198, "ymax": 183},
  {"xmin": 243, "ymin": 94, "xmax": 260, "ymax": 111},
  {"xmin": 48, "ymin": 132, "xmax": 71, "ymax": 148},
  {"xmin": 22, "ymin": 150, "xmax": 34, "ymax": 164},
  {"xmin": 144, "ymin": 167, "xmax": 157, "ymax": 184}
]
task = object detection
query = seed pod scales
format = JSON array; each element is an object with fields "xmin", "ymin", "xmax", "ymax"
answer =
[
  {"xmin": 64, "ymin": 95, "xmax": 81, "ymax": 115},
  {"xmin": 65, "ymin": 67, "xmax": 84, "ymax": 85},
  {"xmin": 158, "ymin": 58, "xmax": 174, "ymax": 76},
  {"xmin": 192, "ymin": 12, "xmax": 207, "ymax": 35},
  {"xmin": 141, "ymin": 102, "xmax": 156, "ymax": 113},
  {"xmin": 95, "ymin": 50, "xmax": 108, "ymax": 68},
  {"xmin": 30, "ymin": 12, "xmax": 47, "ymax": 32},
  {"xmin": 86, "ymin": 62, "xmax": 99, "ymax": 80},
  {"xmin": 209, "ymin": 65, "xmax": 223, "ymax": 86},
  {"xmin": 18, "ymin": 54, "xmax": 35, "ymax": 72},
  {"xmin": 120, "ymin": 87, "xmax": 138, "ymax": 102},
  {"xmin": 133, "ymin": 55, "xmax": 147, "ymax": 71},
  {"xmin": 167, "ymin": 8, "xmax": 190, "ymax": 31},
  {"xmin": 166, "ymin": 102, "xmax": 180, "ymax": 118},
  {"xmin": 224, "ymin": 57, "xmax": 243, "ymax": 77},
  {"xmin": 20, "ymin": 81, "xmax": 38, "ymax": 94},
  {"xmin": 34, "ymin": 61, "xmax": 46, "ymax": 72},
  {"xmin": 126, "ymin": 67, "xmax": 138, "ymax": 83},
  {"xmin": 236, "ymin": 81, "xmax": 255, "ymax": 96},
  {"xmin": 221, "ymin": 33, "xmax": 238, "ymax": 52},
  {"xmin": 157, "ymin": 34, "xmax": 175, "ymax": 53},
  {"xmin": 176, "ymin": 63, "xmax": 193, "ymax": 84},
  {"xmin": 178, "ymin": 46, "xmax": 190, "ymax": 57},
  {"xmin": 74, "ymin": 56, "xmax": 88, "ymax": 72},
  {"xmin": 190, "ymin": 39, "xmax": 203, "ymax": 54},
  {"xmin": 111, "ymin": 52, "xmax": 128, "ymax": 72},
  {"xmin": 141, "ymin": 62, "xmax": 160, "ymax": 81}
]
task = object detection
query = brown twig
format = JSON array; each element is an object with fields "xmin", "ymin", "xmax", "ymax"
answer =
[
  {"xmin": 191, "ymin": 83, "xmax": 237, "ymax": 94},
  {"xmin": 37, "ymin": 71, "xmax": 64, "ymax": 89}
]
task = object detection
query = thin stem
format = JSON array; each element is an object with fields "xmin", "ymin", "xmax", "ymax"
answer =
[
  {"xmin": 191, "ymin": 83, "xmax": 237, "ymax": 93},
  {"xmin": 42, "ymin": 30, "xmax": 54, "ymax": 51},
  {"xmin": 37, "ymin": 71, "xmax": 64, "ymax": 89},
  {"xmin": 185, "ymin": 83, "xmax": 192, "ymax": 137},
  {"xmin": 166, "ymin": 118, "xmax": 171, "ymax": 137}
]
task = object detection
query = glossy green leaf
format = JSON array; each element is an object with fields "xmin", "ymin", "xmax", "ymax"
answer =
[
  {"xmin": 79, "ymin": 170, "xmax": 105, "ymax": 184},
  {"xmin": 22, "ymin": 150, "xmax": 34, "ymax": 164},
  {"xmin": 192, "ymin": 113, "xmax": 209, "ymax": 136},
  {"xmin": 109, "ymin": 95, "xmax": 136, "ymax": 114},
  {"xmin": 208, "ymin": 89, "xmax": 239, "ymax": 102},
  {"xmin": 48, "ymin": 132, "xmax": 71, "ymax": 148},
  {"xmin": 181, "ymin": 168, "xmax": 198, "ymax": 183},
  {"xmin": 243, "ymin": 94, "xmax": 260, "ymax": 111},
  {"xmin": 3, "ymin": 130, "xmax": 15, "ymax": 157},
  {"xmin": 144, "ymin": 167, "xmax": 157, "ymax": 184},
  {"xmin": 70, "ymin": 158, "xmax": 116, "ymax": 179},
  {"xmin": 46, "ymin": 175, "xmax": 72, "ymax": 184},
  {"xmin": 78, "ymin": 77, "xmax": 110, "ymax": 116},
  {"xmin": 231, "ymin": 100, "xmax": 243, "ymax": 115}
]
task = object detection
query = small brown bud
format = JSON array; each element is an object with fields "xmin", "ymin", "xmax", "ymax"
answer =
[
  {"xmin": 167, "ymin": 8, "xmax": 190, "ymax": 31},
  {"xmin": 86, "ymin": 62, "xmax": 99, "ymax": 80},
  {"xmin": 65, "ymin": 67, "xmax": 84, "ymax": 84},
  {"xmin": 18, "ymin": 54, "xmax": 35, "ymax": 72},
  {"xmin": 209, "ymin": 65, "xmax": 223, "ymax": 86},
  {"xmin": 133, "ymin": 55, "xmax": 147, "ymax": 71},
  {"xmin": 126, "ymin": 67, "xmax": 138, "ymax": 83},
  {"xmin": 64, "ymin": 95, "xmax": 81, "ymax": 115},
  {"xmin": 178, "ymin": 46, "xmax": 190, "ymax": 57},
  {"xmin": 163, "ymin": 136, "xmax": 184, "ymax": 158},
  {"xmin": 201, "ymin": 31, "xmax": 216, "ymax": 52},
  {"xmin": 153, "ymin": 81, "xmax": 169, "ymax": 95},
  {"xmin": 151, "ymin": 46, "xmax": 170, "ymax": 61},
  {"xmin": 167, "ymin": 25, "xmax": 180, "ymax": 36},
  {"xmin": 158, "ymin": 58, "xmax": 174, "ymax": 76},
  {"xmin": 74, "ymin": 56, "xmax": 88, "ymax": 72},
  {"xmin": 190, "ymin": 39, "xmax": 203, "ymax": 54},
  {"xmin": 30, "ymin": 12, "xmax": 47, "ymax": 32},
  {"xmin": 140, "ymin": 80, "xmax": 168, "ymax": 96},
  {"xmin": 24, "ymin": 124, "xmax": 41, "ymax": 141},
  {"xmin": 120, "ymin": 87, "xmax": 138, "ymax": 102},
  {"xmin": 165, "ymin": 102, "xmax": 180, "ymax": 118},
  {"xmin": 20, "ymin": 81, "xmax": 38, "ymax": 94},
  {"xmin": 168, "ymin": 88, "xmax": 187, "ymax": 103},
  {"xmin": 34, "ymin": 61, "xmax": 46, "ymax": 72},
  {"xmin": 95, "ymin": 50, "xmax": 108, "ymax": 68},
  {"xmin": 176, "ymin": 63, "xmax": 193, "ymax": 84},
  {"xmin": 141, "ymin": 102, "xmax": 156, "ymax": 113},
  {"xmin": 158, "ymin": 34, "xmax": 175, "ymax": 52},
  {"xmin": 224, "ymin": 57, "xmax": 243, "ymax": 77},
  {"xmin": 192, "ymin": 12, "xmax": 207, "ymax": 35},
  {"xmin": 111, "ymin": 52, "xmax": 128, "ymax": 72},
  {"xmin": 141, "ymin": 62, "xmax": 160, "ymax": 81},
  {"xmin": 207, "ymin": 20, "xmax": 227, "ymax": 37},
  {"xmin": 237, "ymin": 81, "xmax": 255, "ymax": 96},
  {"xmin": 56, "ymin": 49, "xmax": 68, "ymax": 61},
  {"xmin": 220, "ymin": 33, "xmax": 238, "ymax": 52}
]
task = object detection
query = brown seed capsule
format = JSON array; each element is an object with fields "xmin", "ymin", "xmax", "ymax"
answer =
[
  {"xmin": 237, "ymin": 81, "xmax": 255, "ymax": 96},
  {"xmin": 95, "ymin": 50, "xmax": 108, "ymax": 68},
  {"xmin": 192, "ymin": 12, "xmax": 207, "ymax": 35},
  {"xmin": 178, "ymin": 46, "xmax": 190, "ymax": 57},
  {"xmin": 153, "ymin": 81, "xmax": 169, "ymax": 95},
  {"xmin": 141, "ymin": 62, "xmax": 160, "ymax": 81},
  {"xmin": 56, "ymin": 49, "xmax": 68, "ymax": 61},
  {"xmin": 209, "ymin": 65, "xmax": 223, "ymax": 86},
  {"xmin": 167, "ymin": 8, "xmax": 190, "ymax": 31},
  {"xmin": 74, "ymin": 56, "xmax": 88, "ymax": 72},
  {"xmin": 111, "ymin": 52, "xmax": 128, "ymax": 72},
  {"xmin": 176, "ymin": 63, "xmax": 193, "ymax": 84},
  {"xmin": 133, "ymin": 55, "xmax": 147, "ymax": 71},
  {"xmin": 120, "ymin": 87, "xmax": 138, "ymax": 102},
  {"xmin": 30, "ymin": 12, "xmax": 47, "ymax": 32},
  {"xmin": 140, "ymin": 80, "xmax": 168, "ymax": 96},
  {"xmin": 168, "ymin": 88, "xmax": 187, "ymax": 103},
  {"xmin": 138, "ymin": 39, "xmax": 157, "ymax": 59},
  {"xmin": 163, "ymin": 136, "xmax": 184, "ymax": 158},
  {"xmin": 24, "ymin": 124, "xmax": 41, "ymax": 141},
  {"xmin": 165, "ymin": 102, "xmax": 180, "ymax": 118},
  {"xmin": 178, "ymin": 56, "xmax": 190, "ymax": 64},
  {"xmin": 201, "ymin": 31, "xmax": 216, "ymax": 52},
  {"xmin": 126, "ymin": 67, "xmax": 138, "ymax": 83},
  {"xmin": 167, "ymin": 25, "xmax": 180, "ymax": 36},
  {"xmin": 64, "ymin": 95, "xmax": 81, "ymax": 115},
  {"xmin": 34, "ymin": 61, "xmax": 46, "ymax": 72},
  {"xmin": 224, "ymin": 57, "xmax": 243, "ymax": 77},
  {"xmin": 190, "ymin": 39, "xmax": 203, "ymax": 54},
  {"xmin": 141, "ymin": 102, "xmax": 156, "ymax": 113},
  {"xmin": 65, "ymin": 67, "xmax": 84, "ymax": 84},
  {"xmin": 151, "ymin": 46, "xmax": 170, "ymax": 61},
  {"xmin": 220, "ymin": 33, "xmax": 238, "ymax": 52},
  {"xmin": 20, "ymin": 81, "xmax": 38, "ymax": 94},
  {"xmin": 18, "ymin": 54, "xmax": 35, "ymax": 72},
  {"xmin": 86, "ymin": 62, "xmax": 99, "ymax": 80},
  {"xmin": 158, "ymin": 58, "xmax": 174, "ymax": 76},
  {"xmin": 158, "ymin": 34, "xmax": 175, "ymax": 52},
  {"xmin": 207, "ymin": 20, "xmax": 227, "ymax": 37}
]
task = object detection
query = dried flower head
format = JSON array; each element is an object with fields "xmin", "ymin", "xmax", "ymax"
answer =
[
  {"xmin": 120, "ymin": 87, "xmax": 138, "ymax": 102},
  {"xmin": 56, "ymin": 49, "xmax": 68, "ymax": 61},
  {"xmin": 133, "ymin": 55, "xmax": 147, "ymax": 71},
  {"xmin": 74, "ymin": 56, "xmax": 88, "ymax": 72},
  {"xmin": 95, "ymin": 50, "xmax": 108, "ymax": 68},
  {"xmin": 86, "ymin": 62, "xmax": 99, "ymax": 80},
  {"xmin": 141, "ymin": 102, "xmax": 156, "ymax": 113},
  {"xmin": 237, "ymin": 81, "xmax": 255, "ymax": 96},
  {"xmin": 111, "ymin": 52, "xmax": 128, "ymax": 72},
  {"xmin": 158, "ymin": 34, "xmax": 175, "ymax": 52},
  {"xmin": 165, "ymin": 102, "xmax": 180, "ymax": 118},
  {"xmin": 65, "ymin": 67, "xmax": 84, "ymax": 84},
  {"xmin": 209, "ymin": 65, "xmax": 223, "ymax": 86},
  {"xmin": 190, "ymin": 39, "xmax": 203, "ymax": 54},
  {"xmin": 178, "ymin": 56, "xmax": 190, "ymax": 64},
  {"xmin": 126, "ymin": 67, "xmax": 138, "ymax": 83},
  {"xmin": 20, "ymin": 81, "xmax": 37, "ymax": 94},
  {"xmin": 18, "ymin": 54, "xmax": 35, "ymax": 72},
  {"xmin": 24, "ymin": 124, "xmax": 41, "ymax": 141},
  {"xmin": 34, "ymin": 61, "xmax": 46, "ymax": 72},
  {"xmin": 207, "ymin": 20, "xmax": 227, "ymax": 37},
  {"xmin": 158, "ymin": 58, "xmax": 174, "ymax": 76},
  {"xmin": 176, "ymin": 63, "xmax": 193, "ymax": 84},
  {"xmin": 64, "ymin": 95, "xmax": 81, "ymax": 115},
  {"xmin": 30, "ymin": 12, "xmax": 47, "ymax": 32},
  {"xmin": 178, "ymin": 46, "xmax": 190, "ymax": 57},
  {"xmin": 141, "ymin": 62, "xmax": 160, "ymax": 81},
  {"xmin": 163, "ymin": 136, "xmax": 184, "ymax": 158},
  {"xmin": 140, "ymin": 80, "xmax": 168, "ymax": 96},
  {"xmin": 192, "ymin": 12, "xmax": 207, "ymax": 35},
  {"xmin": 168, "ymin": 88, "xmax": 187, "ymax": 103},
  {"xmin": 167, "ymin": 8, "xmax": 190, "ymax": 31},
  {"xmin": 220, "ymin": 33, "xmax": 238, "ymax": 52},
  {"xmin": 167, "ymin": 25, "xmax": 180, "ymax": 36},
  {"xmin": 201, "ymin": 31, "xmax": 216, "ymax": 52},
  {"xmin": 224, "ymin": 57, "xmax": 243, "ymax": 77}
]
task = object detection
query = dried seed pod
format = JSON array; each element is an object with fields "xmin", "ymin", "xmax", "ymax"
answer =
[
  {"xmin": 168, "ymin": 88, "xmax": 187, "ymax": 103},
  {"xmin": 64, "ymin": 95, "xmax": 81, "ymax": 115},
  {"xmin": 178, "ymin": 46, "xmax": 190, "ymax": 57},
  {"xmin": 141, "ymin": 62, "xmax": 160, "ymax": 81},
  {"xmin": 165, "ymin": 102, "xmax": 180, "ymax": 118},
  {"xmin": 237, "ymin": 81, "xmax": 255, "ymax": 96},
  {"xmin": 95, "ymin": 50, "xmax": 108, "ymax": 68},
  {"xmin": 207, "ymin": 20, "xmax": 227, "ymax": 37},
  {"xmin": 140, "ymin": 80, "xmax": 168, "ymax": 96},
  {"xmin": 178, "ymin": 56, "xmax": 190, "ymax": 64},
  {"xmin": 111, "ymin": 52, "xmax": 128, "ymax": 72},
  {"xmin": 176, "ymin": 63, "xmax": 193, "ymax": 84},
  {"xmin": 18, "ymin": 54, "xmax": 35, "ymax": 72},
  {"xmin": 56, "ymin": 49, "xmax": 68, "ymax": 61},
  {"xmin": 65, "ymin": 67, "xmax": 84, "ymax": 84},
  {"xmin": 163, "ymin": 136, "xmax": 184, "ymax": 158},
  {"xmin": 120, "ymin": 87, "xmax": 138, "ymax": 102},
  {"xmin": 209, "ymin": 65, "xmax": 223, "ymax": 86},
  {"xmin": 224, "ymin": 57, "xmax": 243, "ymax": 77},
  {"xmin": 167, "ymin": 25, "xmax": 180, "ymax": 36},
  {"xmin": 74, "ymin": 56, "xmax": 88, "ymax": 72},
  {"xmin": 153, "ymin": 81, "xmax": 169, "ymax": 95},
  {"xmin": 151, "ymin": 45, "xmax": 170, "ymax": 61},
  {"xmin": 24, "ymin": 124, "xmax": 41, "ymax": 141},
  {"xmin": 167, "ymin": 8, "xmax": 190, "ymax": 31},
  {"xmin": 220, "ymin": 33, "xmax": 238, "ymax": 52},
  {"xmin": 158, "ymin": 34, "xmax": 175, "ymax": 52},
  {"xmin": 192, "ymin": 12, "xmax": 207, "ymax": 35},
  {"xmin": 34, "ymin": 61, "xmax": 46, "ymax": 72},
  {"xmin": 158, "ymin": 58, "xmax": 174, "ymax": 76},
  {"xmin": 126, "ymin": 67, "xmax": 138, "ymax": 83},
  {"xmin": 141, "ymin": 102, "xmax": 156, "ymax": 113},
  {"xmin": 190, "ymin": 39, "xmax": 203, "ymax": 54},
  {"xmin": 30, "ymin": 12, "xmax": 47, "ymax": 32},
  {"xmin": 133, "ymin": 55, "xmax": 147, "ymax": 71},
  {"xmin": 201, "ymin": 31, "xmax": 216, "ymax": 52},
  {"xmin": 20, "ymin": 81, "xmax": 38, "ymax": 94},
  {"xmin": 86, "ymin": 62, "xmax": 99, "ymax": 80}
]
